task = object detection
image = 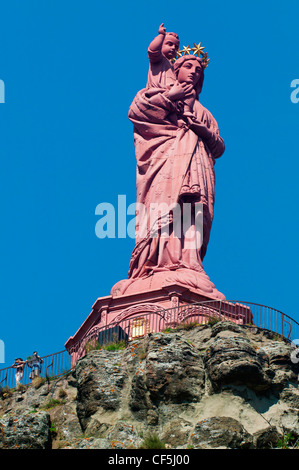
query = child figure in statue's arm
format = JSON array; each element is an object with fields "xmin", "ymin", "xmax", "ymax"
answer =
[{"xmin": 146, "ymin": 23, "xmax": 180, "ymax": 88}]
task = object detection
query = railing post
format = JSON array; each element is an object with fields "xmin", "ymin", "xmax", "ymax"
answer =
[{"xmin": 218, "ymin": 300, "xmax": 222, "ymax": 321}]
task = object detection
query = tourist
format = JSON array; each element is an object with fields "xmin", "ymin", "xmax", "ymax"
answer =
[
  {"xmin": 28, "ymin": 351, "xmax": 44, "ymax": 382},
  {"xmin": 12, "ymin": 358, "xmax": 26, "ymax": 387}
]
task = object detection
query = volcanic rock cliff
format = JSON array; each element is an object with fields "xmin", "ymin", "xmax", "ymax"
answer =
[{"xmin": 1, "ymin": 321, "xmax": 299, "ymax": 449}]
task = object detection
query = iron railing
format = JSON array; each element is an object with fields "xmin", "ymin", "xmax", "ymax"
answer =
[
  {"xmin": 1, "ymin": 300, "xmax": 298, "ymax": 390},
  {"xmin": 0, "ymin": 349, "xmax": 72, "ymax": 392}
]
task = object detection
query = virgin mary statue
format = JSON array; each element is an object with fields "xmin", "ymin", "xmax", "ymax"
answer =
[{"xmin": 111, "ymin": 54, "xmax": 226, "ymax": 300}]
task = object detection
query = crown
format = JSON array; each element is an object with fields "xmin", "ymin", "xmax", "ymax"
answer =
[{"xmin": 171, "ymin": 42, "xmax": 210, "ymax": 68}]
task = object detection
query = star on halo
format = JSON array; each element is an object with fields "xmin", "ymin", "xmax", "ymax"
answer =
[
  {"xmin": 192, "ymin": 42, "xmax": 205, "ymax": 57},
  {"xmin": 172, "ymin": 41, "xmax": 210, "ymax": 68},
  {"xmin": 181, "ymin": 45, "xmax": 192, "ymax": 55},
  {"xmin": 201, "ymin": 52, "xmax": 210, "ymax": 67},
  {"xmin": 171, "ymin": 49, "xmax": 182, "ymax": 63}
]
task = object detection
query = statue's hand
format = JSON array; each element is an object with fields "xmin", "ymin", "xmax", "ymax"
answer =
[
  {"xmin": 166, "ymin": 82, "xmax": 193, "ymax": 101},
  {"xmin": 186, "ymin": 117, "xmax": 211, "ymax": 140},
  {"xmin": 158, "ymin": 23, "xmax": 166, "ymax": 35}
]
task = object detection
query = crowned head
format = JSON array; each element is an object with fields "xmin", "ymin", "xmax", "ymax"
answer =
[{"xmin": 173, "ymin": 54, "xmax": 205, "ymax": 97}]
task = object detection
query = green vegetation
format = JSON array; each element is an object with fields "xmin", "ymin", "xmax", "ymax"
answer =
[
  {"xmin": 103, "ymin": 340, "xmax": 126, "ymax": 351},
  {"xmin": 49, "ymin": 423, "xmax": 58, "ymax": 438},
  {"xmin": 161, "ymin": 317, "xmax": 222, "ymax": 333},
  {"xmin": 41, "ymin": 398, "xmax": 62, "ymax": 410},
  {"xmin": 276, "ymin": 433, "xmax": 298, "ymax": 449},
  {"xmin": 179, "ymin": 321, "xmax": 200, "ymax": 331},
  {"xmin": 162, "ymin": 327, "xmax": 176, "ymax": 333},
  {"xmin": 206, "ymin": 316, "xmax": 220, "ymax": 326},
  {"xmin": 84, "ymin": 340, "xmax": 102, "ymax": 353},
  {"xmin": 32, "ymin": 376, "xmax": 46, "ymax": 389},
  {"xmin": 272, "ymin": 333, "xmax": 284, "ymax": 342},
  {"xmin": 85, "ymin": 338, "xmax": 127, "ymax": 353},
  {"xmin": 139, "ymin": 433, "xmax": 166, "ymax": 449}
]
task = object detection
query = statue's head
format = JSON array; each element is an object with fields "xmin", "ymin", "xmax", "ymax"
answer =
[
  {"xmin": 162, "ymin": 32, "xmax": 180, "ymax": 61},
  {"xmin": 174, "ymin": 55, "xmax": 205, "ymax": 97}
]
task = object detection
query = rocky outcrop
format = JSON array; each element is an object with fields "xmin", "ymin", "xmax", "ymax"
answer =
[
  {"xmin": 0, "ymin": 321, "xmax": 299, "ymax": 449},
  {"xmin": 204, "ymin": 335, "xmax": 273, "ymax": 391},
  {"xmin": 189, "ymin": 417, "xmax": 253, "ymax": 449},
  {"xmin": 0, "ymin": 410, "xmax": 51, "ymax": 449},
  {"xmin": 128, "ymin": 334, "xmax": 205, "ymax": 419}
]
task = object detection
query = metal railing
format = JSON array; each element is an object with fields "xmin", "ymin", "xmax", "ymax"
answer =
[
  {"xmin": 1, "ymin": 300, "xmax": 298, "ymax": 390},
  {"xmin": 0, "ymin": 349, "xmax": 72, "ymax": 392}
]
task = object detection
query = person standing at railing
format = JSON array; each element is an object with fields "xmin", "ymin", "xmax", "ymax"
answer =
[
  {"xmin": 12, "ymin": 358, "xmax": 26, "ymax": 387},
  {"xmin": 27, "ymin": 351, "xmax": 44, "ymax": 382}
]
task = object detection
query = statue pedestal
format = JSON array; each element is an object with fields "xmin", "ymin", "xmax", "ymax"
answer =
[{"xmin": 65, "ymin": 273, "xmax": 253, "ymax": 366}]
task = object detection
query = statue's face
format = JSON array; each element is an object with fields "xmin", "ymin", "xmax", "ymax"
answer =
[
  {"xmin": 177, "ymin": 59, "xmax": 202, "ymax": 86},
  {"xmin": 162, "ymin": 35, "xmax": 179, "ymax": 60}
]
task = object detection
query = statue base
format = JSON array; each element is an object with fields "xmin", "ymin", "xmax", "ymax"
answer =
[
  {"xmin": 65, "ymin": 269, "xmax": 253, "ymax": 366},
  {"xmin": 110, "ymin": 268, "xmax": 226, "ymax": 300}
]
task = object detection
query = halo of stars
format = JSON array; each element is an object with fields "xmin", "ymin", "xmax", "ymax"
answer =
[{"xmin": 171, "ymin": 42, "xmax": 210, "ymax": 68}]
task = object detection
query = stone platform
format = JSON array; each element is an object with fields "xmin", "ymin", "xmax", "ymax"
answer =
[{"xmin": 65, "ymin": 276, "xmax": 253, "ymax": 366}]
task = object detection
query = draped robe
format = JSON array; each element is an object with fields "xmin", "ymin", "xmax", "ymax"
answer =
[{"xmin": 127, "ymin": 86, "xmax": 225, "ymax": 280}]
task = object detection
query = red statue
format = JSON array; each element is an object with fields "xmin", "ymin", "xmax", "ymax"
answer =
[
  {"xmin": 65, "ymin": 25, "xmax": 254, "ymax": 362},
  {"xmin": 112, "ymin": 24, "xmax": 225, "ymax": 299}
]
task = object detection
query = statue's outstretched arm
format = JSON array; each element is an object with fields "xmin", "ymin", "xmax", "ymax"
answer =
[{"xmin": 148, "ymin": 23, "xmax": 166, "ymax": 63}]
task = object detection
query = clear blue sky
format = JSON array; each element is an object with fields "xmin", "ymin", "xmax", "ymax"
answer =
[{"xmin": 0, "ymin": 0, "xmax": 298, "ymax": 367}]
